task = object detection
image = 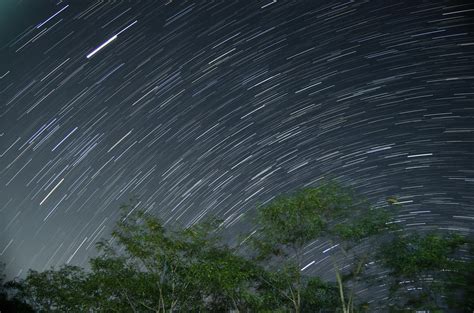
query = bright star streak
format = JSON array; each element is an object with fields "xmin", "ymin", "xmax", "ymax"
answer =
[
  {"xmin": 52, "ymin": 127, "xmax": 78, "ymax": 152},
  {"xmin": 40, "ymin": 178, "xmax": 64, "ymax": 205},
  {"xmin": 36, "ymin": 5, "xmax": 69, "ymax": 29},
  {"xmin": 116, "ymin": 20, "xmax": 138, "ymax": 36},
  {"xmin": 86, "ymin": 35, "xmax": 118, "ymax": 59}
]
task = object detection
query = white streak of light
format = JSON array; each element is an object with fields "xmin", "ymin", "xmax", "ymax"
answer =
[
  {"xmin": 116, "ymin": 20, "xmax": 138, "ymax": 36},
  {"xmin": 323, "ymin": 244, "xmax": 339, "ymax": 254},
  {"xmin": 66, "ymin": 237, "xmax": 88, "ymax": 264},
  {"xmin": 301, "ymin": 260, "xmax": 315, "ymax": 271},
  {"xmin": 407, "ymin": 153, "xmax": 433, "ymax": 158},
  {"xmin": 0, "ymin": 239, "xmax": 13, "ymax": 256},
  {"xmin": 0, "ymin": 71, "xmax": 10, "ymax": 79},
  {"xmin": 40, "ymin": 178, "xmax": 64, "ymax": 205},
  {"xmin": 108, "ymin": 129, "xmax": 133, "ymax": 153},
  {"xmin": 36, "ymin": 5, "xmax": 69, "ymax": 28},
  {"xmin": 86, "ymin": 35, "xmax": 117, "ymax": 59},
  {"xmin": 52, "ymin": 127, "xmax": 78, "ymax": 151},
  {"xmin": 43, "ymin": 193, "xmax": 67, "ymax": 222}
]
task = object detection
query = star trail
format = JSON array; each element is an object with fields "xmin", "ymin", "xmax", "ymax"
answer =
[{"xmin": 0, "ymin": 0, "xmax": 473, "ymax": 295}]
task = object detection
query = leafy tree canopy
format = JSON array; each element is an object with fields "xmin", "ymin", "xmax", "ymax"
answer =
[{"xmin": 1, "ymin": 180, "xmax": 472, "ymax": 313}]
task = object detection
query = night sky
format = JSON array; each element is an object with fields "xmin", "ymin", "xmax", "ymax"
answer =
[{"xmin": 1, "ymin": 0, "xmax": 473, "ymax": 288}]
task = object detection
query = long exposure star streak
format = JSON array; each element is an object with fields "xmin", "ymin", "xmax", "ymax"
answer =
[{"xmin": 0, "ymin": 1, "xmax": 473, "ymax": 299}]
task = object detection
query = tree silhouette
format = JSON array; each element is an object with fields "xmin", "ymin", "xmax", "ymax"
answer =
[
  {"xmin": 2, "ymin": 180, "xmax": 472, "ymax": 312},
  {"xmin": 244, "ymin": 180, "xmax": 396, "ymax": 312}
]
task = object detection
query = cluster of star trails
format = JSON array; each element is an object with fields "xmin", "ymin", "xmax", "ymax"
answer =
[{"xmin": 0, "ymin": 2, "xmax": 472, "ymax": 305}]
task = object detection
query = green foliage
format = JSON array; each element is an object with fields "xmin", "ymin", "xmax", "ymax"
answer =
[
  {"xmin": 248, "ymin": 267, "xmax": 341, "ymax": 312},
  {"xmin": 380, "ymin": 233, "xmax": 466, "ymax": 277},
  {"xmin": 246, "ymin": 180, "xmax": 397, "ymax": 313},
  {"xmin": 6, "ymin": 206, "xmax": 275, "ymax": 312},
  {"xmin": 252, "ymin": 181, "xmax": 359, "ymax": 256},
  {"xmin": 250, "ymin": 180, "xmax": 395, "ymax": 261},
  {"xmin": 300, "ymin": 277, "xmax": 339, "ymax": 312},
  {"xmin": 98, "ymin": 208, "xmax": 264, "ymax": 311},
  {"xmin": 0, "ymin": 263, "xmax": 34, "ymax": 312},
  {"xmin": 184, "ymin": 245, "xmax": 264, "ymax": 311},
  {"xmin": 3, "ymin": 183, "xmax": 471, "ymax": 313},
  {"xmin": 332, "ymin": 208, "xmax": 395, "ymax": 242},
  {"xmin": 379, "ymin": 232, "xmax": 472, "ymax": 311},
  {"xmin": 6, "ymin": 196, "xmax": 346, "ymax": 312},
  {"xmin": 245, "ymin": 181, "xmax": 360, "ymax": 312},
  {"xmin": 9, "ymin": 265, "xmax": 89, "ymax": 312},
  {"xmin": 446, "ymin": 256, "xmax": 474, "ymax": 311}
]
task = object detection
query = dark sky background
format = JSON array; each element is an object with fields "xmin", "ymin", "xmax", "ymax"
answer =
[{"xmin": 0, "ymin": 0, "xmax": 473, "ymax": 290}]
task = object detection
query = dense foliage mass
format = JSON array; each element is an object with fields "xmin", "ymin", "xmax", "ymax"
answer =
[{"xmin": 1, "ymin": 180, "xmax": 472, "ymax": 312}]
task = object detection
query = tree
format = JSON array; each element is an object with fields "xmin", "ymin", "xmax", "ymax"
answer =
[
  {"xmin": 245, "ymin": 180, "xmax": 396, "ymax": 313},
  {"xmin": 7, "ymin": 265, "xmax": 87, "ymax": 312},
  {"xmin": 301, "ymin": 277, "xmax": 340, "ymax": 313},
  {"xmin": 7, "ymin": 195, "xmax": 344, "ymax": 312},
  {"xmin": 8, "ymin": 204, "xmax": 271, "ymax": 312},
  {"xmin": 101, "ymin": 208, "xmax": 269, "ymax": 311},
  {"xmin": 449, "ymin": 245, "xmax": 474, "ymax": 311},
  {"xmin": 330, "ymin": 201, "xmax": 398, "ymax": 313},
  {"xmin": 0, "ymin": 263, "xmax": 34, "ymax": 313},
  {"xmin": 10, "ymin": 181, "xmax": 473, "ymax": 312},
  {"xmin": 378, "ymin": 232, "xmax": 473, "ymax": 312}
]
